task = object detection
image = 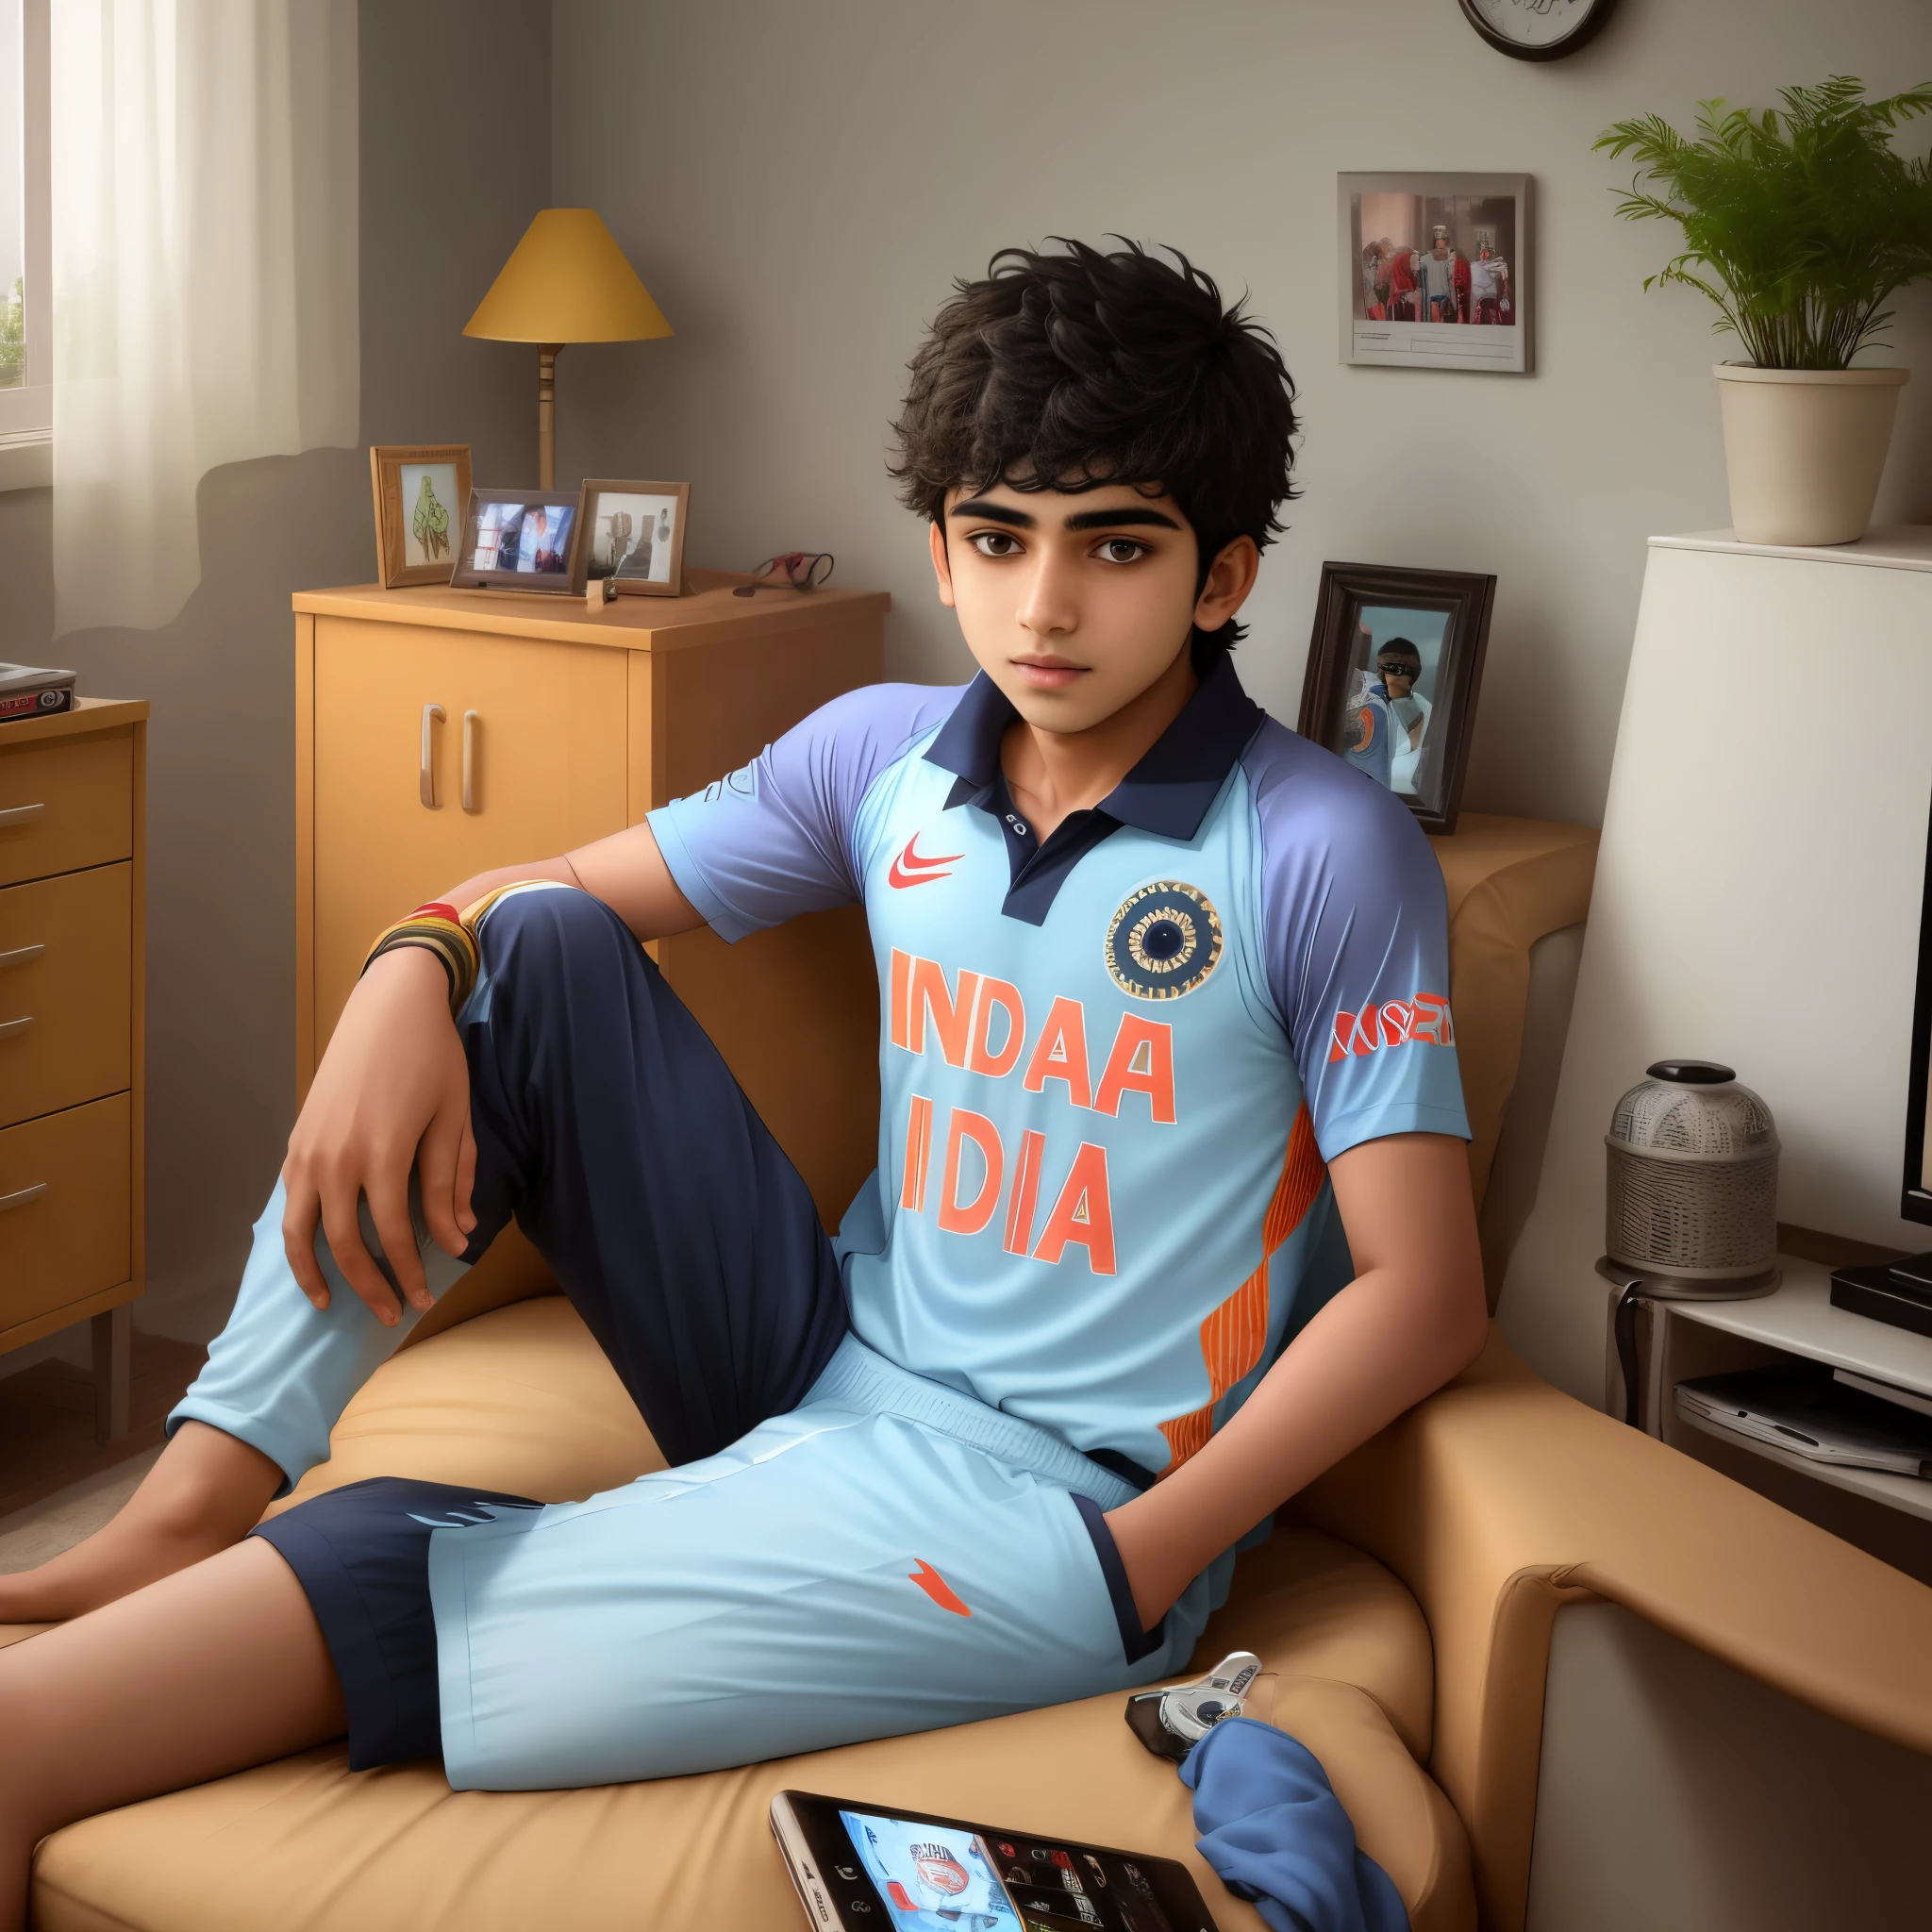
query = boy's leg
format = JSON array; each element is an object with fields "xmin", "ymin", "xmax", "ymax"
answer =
[
  {"xmin": 0, "ymin": 1538, "xmax": 345, "ymax": 1932},
  {"xmin": 181, "ymin": 883, "xmax": 844, "ymax": 1482},
  {"xmin": 0, "ymin": 1423, "xmax": 279, "ymax": 1625},
  {"xmin": 454, "ymin": 883, "xmax": 845, "ymax": 1468},
  {"xmin": 2, "ymin": 884, "xmax": 844, "ymax": 1624}
]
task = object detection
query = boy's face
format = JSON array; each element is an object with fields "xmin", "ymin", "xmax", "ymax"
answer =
[{"xmin": 929, "ymin": 480, "xmax": 1257, "ymax": 736}]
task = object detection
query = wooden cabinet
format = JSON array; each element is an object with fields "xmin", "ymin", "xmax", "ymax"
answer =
[
  {"xmin": 293, "ymin": 576, "xmax": 888, "ymax": 1337},
  {"xmin": 0, "ymin": 699, "xmax": 146, "ymax": 1436}
]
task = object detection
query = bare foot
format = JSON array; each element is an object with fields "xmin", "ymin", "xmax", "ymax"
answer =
[{"xmin": 0, "ymin": 1423, "xmax": 282, "ymax": 1625}]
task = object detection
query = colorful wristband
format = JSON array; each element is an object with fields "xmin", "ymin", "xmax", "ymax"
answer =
[{"xmin": 362, "ymin": 901, "xmax": 480, "ymax": 1017}]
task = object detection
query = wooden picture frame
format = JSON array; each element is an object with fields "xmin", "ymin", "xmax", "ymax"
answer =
[
  {"xmin": 574, "ymin": 479, "xmax": 692, "ymax": 598},
  {"xmin": 370, "ymin": 444, "xmax": 472, "ymax": 588},
  {"xmin": 451, "ymin": 483, "xmax": 591, "ymax": 594},
  {"xmin": 1296, "ymin": 560, "xmax": 1496, "ymax": 835}
]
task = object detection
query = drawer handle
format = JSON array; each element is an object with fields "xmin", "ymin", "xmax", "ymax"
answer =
[
  {"xmin": 0, "ymin": 802, "xmax": 45, "ymax": 828},
  {"xmin": 0, "ymin": 1181, "xmax": 46, "ymax": 1211},
  {"xmin": 462, "ymin": 709, "xmax": 479, "ymax": 813},
  {"xmin": 420, "ymin": 704, "xmax": 444, "ymax": 808},
  {"xmin": 0, "ymin": 943, "xmax": 43, "ymax": 969},
  {"xmin": 0, "ymin": 1015, "xmax": 31, "ymax": 1041}
]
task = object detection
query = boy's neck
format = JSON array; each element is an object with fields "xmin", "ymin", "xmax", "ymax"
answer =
[{"xmin": 999, "ymin": 643, "xmax": 1199, "ymax": 843}]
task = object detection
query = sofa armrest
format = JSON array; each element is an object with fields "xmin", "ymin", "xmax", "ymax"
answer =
[{"xmin": 1289, "ymin": 1324, "xmax": 1932, "ymax": 1932}]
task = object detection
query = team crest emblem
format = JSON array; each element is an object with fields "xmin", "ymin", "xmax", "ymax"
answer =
[{"xmin": 1105, "ymin": 880, "xmax": 1223, "ymax": 1001}]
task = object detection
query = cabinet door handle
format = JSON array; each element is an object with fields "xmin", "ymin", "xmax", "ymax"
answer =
[
  {"xmin": 0, "ymin": 944, "xmax": 43, "ymax": 969},
  {"xmin": 462, "ymin": 709, "xmax": 479, "ymax": 813},
  {"xmin": 420, "ymin": 704, "xmax": 445, "ymax": 808},
  {"xmin": 0, "ymin": 802, "xmax": 45, "ymax": 827},
  {"xmin": 0, "ymin": 1181, "xmax": 47, "ymax": 1211},
  {"xmin": 0, "ymin": 1016, "xmax": 32, "ymax": 1041}
]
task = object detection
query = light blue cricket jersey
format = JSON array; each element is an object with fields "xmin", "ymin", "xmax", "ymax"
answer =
[
  {"xmin": 649, "ymin": 656, "xmax": 1467, "ymax": 1486},
  {"xmin": 1342, "ymin": 683, "xmax": 1394, "ymax": 788}
]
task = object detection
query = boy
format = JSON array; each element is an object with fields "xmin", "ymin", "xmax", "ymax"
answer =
[{"xmin": 0, "ymin": 242, "xmax": 1484, "ymax": 1916}]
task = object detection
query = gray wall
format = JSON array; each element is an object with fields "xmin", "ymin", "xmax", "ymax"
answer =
[
  {"xmin": 549, "ymin": 0, "xmax": 1932, "ymax": 830},
  {"xmin": 0, "ymin": 2, "xmax": 552, "ymax": 1358}
]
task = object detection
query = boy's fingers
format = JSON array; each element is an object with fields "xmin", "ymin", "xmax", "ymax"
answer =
[
  {"xmin": 318, "ymin": 1180, "xmax": 402, "ymax": 1326},
  {"xmin": 416, "ymin": 1108, "xmax": 468, "ymax": 1261},
  {"xmin": 280, "ymin": 1173, "xmax": 331, "ymax": 1309},
  {"xmin": 366, "ymin": 1173, "xmax": 431, "ymax": 1314}
]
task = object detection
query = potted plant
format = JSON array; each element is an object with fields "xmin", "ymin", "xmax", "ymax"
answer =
[{"xmin": 1597, "ymin": 77, "xmax": 1932, "ymax": 546}]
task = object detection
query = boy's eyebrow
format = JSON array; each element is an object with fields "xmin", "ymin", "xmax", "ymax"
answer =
[
  {"xmin": 948, "ymin": 498, "xmax": 1035, "ymax": 527},
  {"xmin": 947, "ymin": 498, "xmax": 1184, "ymax": 533},
  {"xmin": 1062, "ymin": 506, "xmax": 1183, "ymax": 532}
]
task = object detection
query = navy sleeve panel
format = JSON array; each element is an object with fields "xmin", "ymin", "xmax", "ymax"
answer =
[
  {"xmin": 1241, "ymin": 718, "xmax": 1470, "ymax": 1161},
  {"xmin": 647, "ymin": 682, "xmax": 965, "ymax": 941}
]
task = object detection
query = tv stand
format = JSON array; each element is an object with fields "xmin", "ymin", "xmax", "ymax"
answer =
[{"xmin": 1607, "ymin": 1253, "xmax": 1932, "ymax": 1587}]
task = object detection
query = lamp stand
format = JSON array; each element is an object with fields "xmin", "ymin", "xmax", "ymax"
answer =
[{"xmin": 537, "ymin": 342, "xmax": 562, "ymax": 490}]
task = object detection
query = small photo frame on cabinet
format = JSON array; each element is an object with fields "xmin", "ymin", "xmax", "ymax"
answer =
[
  {"xmin": 370, "ymin": 444, "xmax": 473, "ymax": 588},
  {"xmin": 1297, "ymin": 560, "xmax": 1496, "ymax": 835},
  {"xmin": 1339, "ymin": 172, "xmax": 1532, "ymax": 375},
  {"xmin": 451, "ymin": 484, "xmax": 591, "ymax": 594},
  {"xmin": 574, "ymin": 479, "xmax": 691, "ymax": 597}
]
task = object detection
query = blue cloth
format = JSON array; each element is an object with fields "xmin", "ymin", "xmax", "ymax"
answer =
[{"xmin": 1181, "ymin": 1718, "xmax": 1409, "ymax": 1932}]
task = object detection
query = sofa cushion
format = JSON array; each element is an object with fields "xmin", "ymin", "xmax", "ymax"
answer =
[
  {"xmin": 33, "ymin": 1669, "xmax": 1472, "ymax": 1932},
  {"xmin": 28, "ymin": 1297, "xmax": 1472, "ymax": 1931}
]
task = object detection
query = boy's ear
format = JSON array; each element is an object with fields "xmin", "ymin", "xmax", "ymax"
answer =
[
  {"xmin": 1193, "ymin": 535, "xmax": 1261, "ymax": 634},
  {"xmin": 928, "ymin": 518, "xmax": 958, "ymax": 609}
]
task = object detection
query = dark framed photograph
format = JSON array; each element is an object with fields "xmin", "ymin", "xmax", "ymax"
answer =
[
  {"xmin": 452, "ymin": 484, "xmax": 589, "ymax": 593},
  {"xmin": 573, "ymin": 478, "xmax": 691, "ymax": 598},
  {"xmin": 1339, "ymin": 171, "xmax": 1532, "ymax": 375},
  {"xmin": 370, "ymin": 443, "xmax": 472, "ymax": 588},
  {"xmin": 1297, "ymin": 561, "xmax": 1496, "ymax": 835}
]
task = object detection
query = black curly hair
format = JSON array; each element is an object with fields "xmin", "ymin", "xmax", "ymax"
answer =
[{"xmin": 890, "ymin": 238, "xmax": 1299, "ymax": 669}]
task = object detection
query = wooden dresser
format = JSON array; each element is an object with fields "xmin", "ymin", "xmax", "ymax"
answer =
[
  {"xmin": 292, "ymin": 575, "xmax": 889, "ymax": 1337},
  {"xmin": 0, "ymin": 697, "xmax": 147, "ymax": 1438}
]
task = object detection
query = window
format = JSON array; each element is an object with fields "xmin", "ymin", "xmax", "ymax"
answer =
[{"xmin": 0, "ymin": 0, "xmax": 48, "ymax": 481}]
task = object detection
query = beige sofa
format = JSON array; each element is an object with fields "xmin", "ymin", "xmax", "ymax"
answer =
[{"xmin": 11, "ymin": 816, "xmax": 1932, "ymax": 1932}]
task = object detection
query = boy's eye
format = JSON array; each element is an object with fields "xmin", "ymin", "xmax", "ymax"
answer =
[
  {"xmin": 969, "ymin": 531, "xmax": 1023, "ymax": 558},
  {"xmin": 1095, "ymin": 538, "xmax": 1148, "ymax": 564}
]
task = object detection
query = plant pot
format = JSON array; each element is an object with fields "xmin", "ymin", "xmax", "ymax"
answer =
[{"xmin": 1712, "ymin": 364, "xmax": 1909, "ymax": 546}]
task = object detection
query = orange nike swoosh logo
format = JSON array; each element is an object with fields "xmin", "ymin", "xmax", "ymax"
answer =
[
  {"xmin": 908, "ymin": 1557, "xmax": 972, "ymax": 1616},
  {"xmin": 888, "ymin": 834, "xmax": 963, "ymax": 890}
]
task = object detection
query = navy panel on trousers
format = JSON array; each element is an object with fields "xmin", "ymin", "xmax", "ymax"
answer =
[{"xmin": 454, "ymin": 886, "xmax": 849, "ymax": 1471}]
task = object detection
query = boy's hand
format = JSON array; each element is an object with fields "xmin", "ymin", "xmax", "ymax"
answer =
[{"xmin": 280, "ymin": 946, "xmax": 476, "ymax": 1326}]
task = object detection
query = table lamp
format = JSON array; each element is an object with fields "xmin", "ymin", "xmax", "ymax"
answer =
[{"xmin": 463, "ymin": 208, "xmax": 673, "ymax": 489}]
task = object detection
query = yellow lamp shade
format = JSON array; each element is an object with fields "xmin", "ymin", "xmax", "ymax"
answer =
[{"xmin": 463, "ymin": 208, "xmax": 672, "ymax": 345}]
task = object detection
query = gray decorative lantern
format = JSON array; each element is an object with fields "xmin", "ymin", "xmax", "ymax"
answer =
[{"xmin": 1602, "ymin": 1060, "xmax": 1780, "ymax": 1298}]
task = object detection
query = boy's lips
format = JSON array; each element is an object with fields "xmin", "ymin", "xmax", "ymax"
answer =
[{"xmin": 1011, "ymin": 656, "xmax": 1087, "ymax": 691}]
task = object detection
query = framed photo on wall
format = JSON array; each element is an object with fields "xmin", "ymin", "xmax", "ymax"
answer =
[
  {"xmin": 574, "ymin": 479, "xmax": 691, "ymax": 597},
  {"xmin": 370, "ymin": 443, "xmax": 473, "ymax": 588},
  {"xmin": 1339, "ymin": 172, "xmax": 1532, "ymax": 375},
  {"xmin": 1297, "ymin": 560, "xmax": 1496, "ymax": 835},
  {"xmin": 451, "ymin": 485, "xmax": 590, "ymax": 594}
]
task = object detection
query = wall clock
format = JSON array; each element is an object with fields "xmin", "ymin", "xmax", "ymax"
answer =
[{"xmin": 1457, "ymin": 0, "xmax": 1617, "ymax": 61}]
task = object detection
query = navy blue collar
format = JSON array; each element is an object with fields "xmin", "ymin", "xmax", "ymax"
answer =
[
  {"xmin": 921, "ymin": 653, "xmax": 1265, "ymax": 924},
  {"xmin": 924, "ymin": 651, "xmax": 1264, "ymax": 839}
]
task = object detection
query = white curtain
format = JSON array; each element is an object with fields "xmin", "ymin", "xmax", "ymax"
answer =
[{"xmin": 50, "ymin": 0, "xmax": 358, "ymax": 636}]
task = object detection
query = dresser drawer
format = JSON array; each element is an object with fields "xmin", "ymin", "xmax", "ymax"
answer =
[
  {"xmin": 0, "ymin": 1091, "xmax": 132, "ymax": 1333},
  {"xmin": 0, "ymin": 862, "xmax": 133, "ymax": 1128},
  {"xmin": 0, "ymin": 731, "xmax": 135, "ymax": 888}
]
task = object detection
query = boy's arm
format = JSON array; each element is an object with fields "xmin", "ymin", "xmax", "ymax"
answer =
[
  {"xmin": 281, "ymin": 824, "xmax": 704, "ymax": 1324},
  {"xmin": 1102, "ymin": 1131, "xmax": 1488, "ymax": 1631}
]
